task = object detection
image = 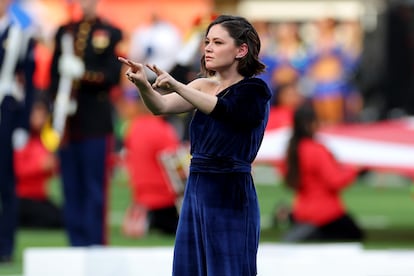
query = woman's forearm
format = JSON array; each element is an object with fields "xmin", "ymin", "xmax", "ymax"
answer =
[
  {"xmin": 135, "ymin": 81, "xmax": 168, "ymax": 115},
  {"xmin": 136, "ymin": 81, "xmax": 197, "ymax": 115},
  {"xmin": 174, "ymin": 82, "xmax": 218, "ymax": 114},
  {"xmin": 119, "ymin": 57, "xmax": 213, "ymax": 115}
]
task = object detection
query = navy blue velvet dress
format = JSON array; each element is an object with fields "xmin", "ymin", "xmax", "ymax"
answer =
[{"xmin": 172, "ymin": 77, "xmax": 271, "ymax": 276}]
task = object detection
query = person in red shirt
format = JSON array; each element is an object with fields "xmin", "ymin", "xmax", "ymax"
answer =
[
  {"xmin": 119, "ymin": 90, "xmax": 181, "ymax": 238},
  {"xmin": 266, "ymin": 79, "xmax": 304, "ymax": 177},
  {"xmin": 282, "ymin": 103, "xmax": 364, "ymax": 242},
  {"xmin": 13, "ymin": 94, "xmax": 62, "ymax": 229}
]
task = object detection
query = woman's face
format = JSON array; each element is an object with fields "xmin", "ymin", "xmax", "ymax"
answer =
[{"xmin": 204, "ymin": 24, "xmax": 240, "ymax": 72}]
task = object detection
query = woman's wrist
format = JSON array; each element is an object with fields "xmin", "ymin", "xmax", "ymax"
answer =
[
  {"xmin": 135, "ymin": 81, "xmax": 152, "ymax": 93},
  {"xmin": 173, "ymin": 82, "xmax": 185, "ymax": 95}
]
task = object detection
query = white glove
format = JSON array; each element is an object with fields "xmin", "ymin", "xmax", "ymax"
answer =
[
  {"xmin": 12, "ymin": 128, "xmax": 29, "ymax": 150},
  {"xmin": 58, "ymin": 54, "xmax": 85, "ymax": 79}
]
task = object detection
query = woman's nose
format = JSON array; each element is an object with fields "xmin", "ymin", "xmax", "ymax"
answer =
[{"xmin": 205, "ymin": 44, "xmax": 212, "ymax": 52}]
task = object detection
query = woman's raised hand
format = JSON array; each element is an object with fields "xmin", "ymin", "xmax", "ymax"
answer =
[
  {"xmin": 147, "ymin": 64, "xmax": 177, "ymax": 94},
  {"xmin": 118, "ymin": 57, "xmax": 148, "ymax": 87},
  {"xmin": 118, "ymin": 57, "xmax": 178, "ymax": 94}
]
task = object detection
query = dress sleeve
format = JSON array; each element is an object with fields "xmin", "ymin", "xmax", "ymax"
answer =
[{"xmin": 209, "ymin": 78, "xmax": 271, "ymax": 129}]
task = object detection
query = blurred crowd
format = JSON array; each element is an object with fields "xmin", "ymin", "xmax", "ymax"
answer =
[{"xmin": 255, "ymin": 18, "xmax": 364, "ymax": 127}]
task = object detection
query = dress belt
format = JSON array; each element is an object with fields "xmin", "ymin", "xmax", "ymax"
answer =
[{"xmin": 190, "ymin": 153, "xmax": 251, "ymax": 173}]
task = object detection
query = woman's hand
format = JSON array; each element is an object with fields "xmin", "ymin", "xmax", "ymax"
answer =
[
  {"xmin": 118, "ymin": 57, "xmax": 149, "ymax": 89},
  {"xmin": 118, "ymin": 57, "xmax": 203, "ymax": 114},
  {"xmin": 147, "ymin": 64, "xmax": 178, "ymax": 94}
]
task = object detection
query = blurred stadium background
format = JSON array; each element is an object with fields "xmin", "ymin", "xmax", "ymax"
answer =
[{"xmin": 2, "ymin": 0, "xmax": 414, "ymax": 275}]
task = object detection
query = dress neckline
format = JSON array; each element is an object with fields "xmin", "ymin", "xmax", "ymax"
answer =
[{"xmin": 216, "ymin": 77, "xmax": 248, "ymax": 97}]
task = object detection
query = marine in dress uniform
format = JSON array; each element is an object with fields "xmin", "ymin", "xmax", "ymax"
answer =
[
  {"xmin": 0, "ymin": 1, "xmax": 36, "ymax": 263},
  {"xmin": 48, "ymin": 6, "xmax": 123, "ymax": 246}
]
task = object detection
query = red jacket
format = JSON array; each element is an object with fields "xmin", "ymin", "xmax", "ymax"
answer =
[
  {"xmin": 291, "ymin": 138, "xmax": 358, "ymax": 226},
  {"xmin": 124, "ymin": 115, "xmax": 180, "ymax": 209},
  {"xmin": 14, "ymin": 135, "xmax": 55, "ymax": 200}
]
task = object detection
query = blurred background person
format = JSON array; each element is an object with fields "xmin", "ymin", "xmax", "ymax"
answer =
[
  {"xmin": 128, "ymin": 13, "xmax": 185, "ymax": 141},
  {"xmin": 336, "ymin": 19, "xmax": 364, "ymax": 122},
  {"xmin": 270, "ymin": 22, "xmax": 308, "ymax": 96},
  {"xmin": 117, "ymin": 90, "xmax": 181, "ymax": 238},
  {"xmin": 265, "ymin": 76, "xmax": 305, "ymax": 178},
  {"xmin": 254, "ymin": 19, "xmax": 277, "ymax": 93},
  {"xmin": 281, "ymin": 104, "xmax": 364, "ymax": 242},
  {"xmin": 128, "ymin": 13, "xmax": 182, "ymax": 83},
  {"xmin": 0, "ymin": 0, "xmax": 36, "ymax": 264},
  {"xmin": 258, "ymin": 22, "xmax": 308, "ymax": 104},
  {"xmin": 48, "ymin": 0, "xmax": 123, "ymax": 246},
  {"xmin": 301, "ymin": 17, "xmax": 362, "ymax": 125},
  {"xmin": 266, "ymin": 77, "xmax": 305, "ymax": 131},
  {"xmin": 168, "ymin": 13, "xmax": 217, "ymax": 142},
  {"xmin": 14, "ymin": 93, "xmax": 62, "ymax": 230}
]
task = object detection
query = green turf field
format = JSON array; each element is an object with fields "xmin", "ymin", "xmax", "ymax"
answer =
[{"xmin": 1, "ymin": 166, "xmax": 413, "ymax": 275}]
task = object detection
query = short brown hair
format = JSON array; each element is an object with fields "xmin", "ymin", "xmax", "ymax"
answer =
[{"xmin": 200, "ymin": 15, "xmax": 265, "ymax": 78}]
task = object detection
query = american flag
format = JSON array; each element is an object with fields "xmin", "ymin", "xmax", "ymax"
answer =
[{"xmin": 257, "ymin": 116, "xmax": 414, "ymax": 179}]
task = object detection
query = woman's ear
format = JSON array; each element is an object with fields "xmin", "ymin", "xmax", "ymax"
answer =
[{"xmin": 236, "ymin": 43, "xmax": 248, "ymax": 59}]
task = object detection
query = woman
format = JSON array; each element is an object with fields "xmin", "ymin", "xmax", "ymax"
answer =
[
  {"xmin": 283, "ymin": 104, "xmax": 364, "ymax": 242},
  {"xmin": 119, "ymin": 14, "xmax": 271, "ymax": 276}
]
